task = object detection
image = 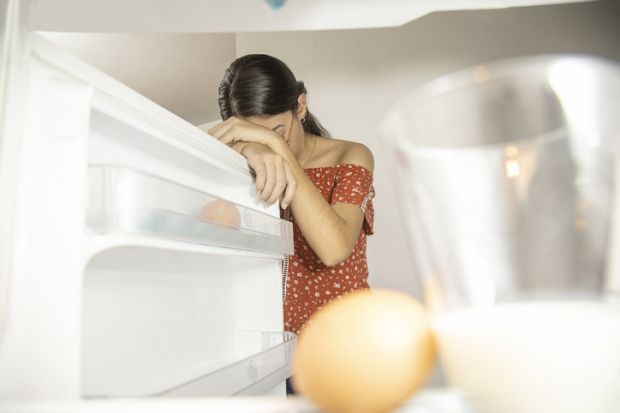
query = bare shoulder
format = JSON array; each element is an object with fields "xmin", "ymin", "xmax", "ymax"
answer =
[
  {"xmin": 312, "ymin": 136, "xmax": 374, "ymax": 172},
  {"xmin": 338, "ymin": 140, "xmax": 374, "ymax": 173}
]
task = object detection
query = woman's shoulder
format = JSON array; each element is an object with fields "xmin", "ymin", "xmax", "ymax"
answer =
[{"xmin": 315, "ymin": 137, "xmax": 374, "ymax": 173}]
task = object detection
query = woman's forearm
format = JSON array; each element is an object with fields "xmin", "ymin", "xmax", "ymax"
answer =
[
  {"xmin": 281, "ymin": 151, "xmax": 362, "ymax": 266},
  {"xmin": 235, "ymin": 139, "xmax": 362, "ymax": 266}
]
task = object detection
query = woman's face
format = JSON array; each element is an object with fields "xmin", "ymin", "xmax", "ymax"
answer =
[{"xmin": 245, "ymin": 110, "xmax": 307, "ymax": 158}]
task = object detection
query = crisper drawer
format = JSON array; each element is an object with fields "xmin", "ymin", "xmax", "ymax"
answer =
[{"xmin": 86, "ymin": 165, "xmax": 293, "ymax": 255}]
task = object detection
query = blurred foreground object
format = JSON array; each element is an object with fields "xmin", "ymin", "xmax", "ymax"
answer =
[
  {"xmin": 382, "ymin": 55, "xmax": 620, "ymax": 413},
  {"xmin": 292, "ymin": 289, "xmax": 435, "ymax": 413}
]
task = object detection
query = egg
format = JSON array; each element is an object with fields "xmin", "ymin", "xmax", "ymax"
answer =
[
  {"xmin": 200, "ymin": 199, "xmax": 241, "ymax": 229},
  {"xmin": 423, "ymin": 276, "xmax": 446, "ymax": 313},
  {"xmin": 292, "ymin": 289, "xmax": 436, "ymax": 413}
]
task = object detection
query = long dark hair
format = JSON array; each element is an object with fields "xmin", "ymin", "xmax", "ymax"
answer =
[{"xmin": 217, "ymin": 54, "xmax": 330, "ymax": 138}]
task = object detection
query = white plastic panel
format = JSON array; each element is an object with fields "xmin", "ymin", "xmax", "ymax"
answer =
[
  {"xmin": 0, "ymin": 0, "xmax": 31, "ymax": 341},
  {"xmin": 0, "ymin": 389, "xmax": 473, "ymax": 412},
  {"xmin": 87, "ymin": 165, "xmax": 293, "ymax": 255},
  {"xmin": 82, "ymin": 246, "xmax": 287, "ymax": 397},
  {"xmin": 0, "ymin": 52, "xmax": 93, "ymax": 399},
  {"xmin": 29, "ymin": 0, "xmax": 594, "ymax": 33},
  {"xmin": 162, "ymin": 331, "xmax": 295, "ymax": 397},
  {"xmin": 606, "ymin": 161, "xmax": 620, "ymax": 293}
]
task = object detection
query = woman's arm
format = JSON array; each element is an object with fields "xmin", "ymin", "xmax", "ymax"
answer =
[
  {"xmin": 284, "ymin": 143, "xmax": 373, "ymax": 266},
  {"xmin": 230, "ymin": 141, "xmax": 297, "ymax": 209},
  {"xmin": 211, "ymin": 117, "xmax": 374, "ymax": 266}
]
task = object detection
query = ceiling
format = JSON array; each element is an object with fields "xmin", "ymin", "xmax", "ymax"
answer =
[
  {"xmin": 39, "ymin": 0, "xmax": 593, "ymax": 126},
  {"xmin": 32, "ymin": 0, "xmax": 593, "ymax": 33}
]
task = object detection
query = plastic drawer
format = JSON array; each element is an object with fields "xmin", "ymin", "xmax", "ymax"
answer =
[{"xmin": 87, "ymin": 165, "xmax": 293, "ymax": 255}]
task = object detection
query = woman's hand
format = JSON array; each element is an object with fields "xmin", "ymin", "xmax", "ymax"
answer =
[
  {"xmin": 209, "ymin": 116, "xmax": 289, "ymax": 158},
  {"xmin": 234, "ymin": 142, "xmax": 297, "ymax": 210}
]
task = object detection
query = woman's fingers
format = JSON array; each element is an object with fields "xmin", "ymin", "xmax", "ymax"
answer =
[
  {"xmin": 216, "ymin": 125, "xmax": 243, "ymax": 146},
  {"xmin": 209, "ymin": 117, "xmax": 245, "ymax": 145},
  {"xmin": 210, "ymin": 117, "xmax": 262, "ymax": 146},
  {"xmin": 281, "ymin": 162, "xmax": 297, "ymax": 210},
  {"xmin": 250, "ymin": 160, "xmax": 267, "ymax": 194},
  {"xmin": 260, "ymin": 158, "xmax": 277, "ymax": 202},
  {"xmin": 240, "ymin": 144, "xmax": 297, "ymax": 208},
  {"xmin": 209, "ymin": 117, "xmax": 283, "ymax": 154},
  {"xmin": 207, "ymin": 117, "xmax": 233, "ymax": 139},
  {"xmin": 266, "ymin": 157, "xmax": 288, "ymax": 205}
]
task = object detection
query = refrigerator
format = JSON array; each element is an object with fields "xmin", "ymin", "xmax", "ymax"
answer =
[{"xmin": 0, "ymin": 0, "xmax": 605, "ymax": 412}]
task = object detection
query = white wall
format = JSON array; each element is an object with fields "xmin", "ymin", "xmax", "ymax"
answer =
[{"xmin": 237, "ymin": 0, "xmax": 620, "ymax": 298}]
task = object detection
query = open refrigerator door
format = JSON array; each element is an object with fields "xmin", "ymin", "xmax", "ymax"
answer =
[{"xmin": 0, "ymin": 27, "xmax": 295, "ymax": 406}]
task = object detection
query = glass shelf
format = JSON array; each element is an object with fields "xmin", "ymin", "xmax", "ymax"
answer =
[{"xmin": 86, "ymin": 165, "xmax": 293, "ymax": 256}]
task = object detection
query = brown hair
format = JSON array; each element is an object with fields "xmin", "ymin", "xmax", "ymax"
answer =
[{"xmin": 218, "ymin": 54, "xmax": 330, "ymax": 137}]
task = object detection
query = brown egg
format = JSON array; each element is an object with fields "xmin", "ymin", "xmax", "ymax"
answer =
[
  {"xmin": 292, "ymin": 289, "xmax": 436, "ymax": 413},
  {"xmin": 200, "ymin": 199, "xmax": 241, "ymax": 229}
]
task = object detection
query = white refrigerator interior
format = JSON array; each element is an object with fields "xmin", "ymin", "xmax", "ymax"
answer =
[
  {"xmin": 0, "ymin": 32, "xmax": 295, "ymax": 402},
  {"xmin": 0, "ymin": 0, "xmax": 606, "ymax": 412}
]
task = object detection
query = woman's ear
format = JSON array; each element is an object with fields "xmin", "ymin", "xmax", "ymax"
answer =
[{"xmin": 296, "ymin": 93, "xmax": 308, "ymax": 120}]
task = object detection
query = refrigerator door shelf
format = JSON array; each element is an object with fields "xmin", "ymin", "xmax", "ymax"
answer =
[
  {"xmin": 83, "ymin": 331, "xmax": 296, "ymax": 398},
  {"xmin": 87, "ymin": 165, "xmax": 293, "ymax": 256},
  {"xmin": 162, "ymin": 331, "xmax": 296, "ymax": 397},
  {"xmin": 82, "ymin": 246, "xmax": 287, "ymax": 398},
  {"xmin": 81, "ymin": 234, "xmax": 287, "ymax": 265}
]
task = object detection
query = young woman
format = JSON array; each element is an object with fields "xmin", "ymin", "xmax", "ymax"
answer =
[{"xmin": 210, "ymin": 54, "xmax": 375, "ymax": 336}]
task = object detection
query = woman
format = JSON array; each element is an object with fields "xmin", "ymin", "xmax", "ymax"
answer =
[{"xmin": 210, "ymin": 54, "xmax": 375, "ymax": 336}]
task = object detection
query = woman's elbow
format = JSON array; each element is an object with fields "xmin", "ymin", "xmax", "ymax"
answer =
[{"xmin": 318, "ymin": 243, "xmax": 354, "ymax": 267}]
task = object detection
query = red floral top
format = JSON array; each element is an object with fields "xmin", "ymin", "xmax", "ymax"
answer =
[{"xmin": 282, "ymin": 164, "xmax": 375, "ymax": 334}]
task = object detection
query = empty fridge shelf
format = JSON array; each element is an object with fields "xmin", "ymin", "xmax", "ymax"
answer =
[
  {"xmin": 86, "ymin": 165, "xmax": 293, "ymax": 255},
  {"xmin": 162, "ymin": 331, "xmax": 297, "ymax": 397},
  {"xmin": 82, "ymin": 331, "xmax": 296, "ymax": 397}
]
